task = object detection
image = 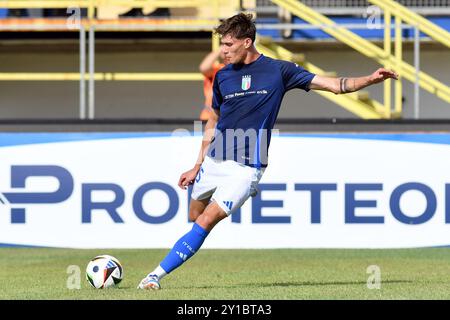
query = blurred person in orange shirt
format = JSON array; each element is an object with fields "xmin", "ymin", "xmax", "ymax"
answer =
[{"xmin": 198, "ymin": 50, "xmax": 226, "ymax": 121}]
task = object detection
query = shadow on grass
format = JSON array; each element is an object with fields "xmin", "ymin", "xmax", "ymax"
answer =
[
  {"xmin": 245, "ymin": 279, "xmax": 413, "ymax": 288},
  {"xmin": 175, "ymin": 279, "xmax": 413, "ymax": 290}
]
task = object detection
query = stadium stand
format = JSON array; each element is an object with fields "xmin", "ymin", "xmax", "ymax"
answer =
[{"xmin": 0, "ymin": 0, "xmax": 448, "ymax": 119}]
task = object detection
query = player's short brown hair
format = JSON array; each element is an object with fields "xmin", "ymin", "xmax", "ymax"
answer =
[{"xmin": 214, "ymin": 13, "xmax": 256, "ymax": 43}]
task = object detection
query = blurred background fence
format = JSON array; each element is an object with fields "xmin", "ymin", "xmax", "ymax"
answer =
[{"xmin": 0, "ymin": 0, "xmax": 448, "ymax": 120}]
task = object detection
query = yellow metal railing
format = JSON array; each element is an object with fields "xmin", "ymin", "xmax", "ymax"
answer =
[
  {"xmin": 1, "ymin": 0, "xmax": 448, "ymax": 119},
  {"xmin": 271, "ymin": 0, "xmax": 450, "ymax": 118},
  {"xmin": 369, "ymin": 0, "xmax": 450, "ymax": 48},
  {"xmin": 1, "ymin": 0, "xmax": 208, "ymax": 19},
  {"xmin": 0, "ymin": 0, "xmax": 233, "ymax": 33},
  {"xmin": 0, "ymin": 0, "xmax": 238, "ymax": 82},
  {"xmin": 0, "ymin": 72, "xmax": 203, "ymax": 80},
  {"xmin": 0, "ymin": 0, "xmax": 240, "ymax": 119},
  {"xmin": 0, "ymin": 0, "xmax": 240, "ymax": 23},
  {"xmin": 370, "ymin": 0, "xmax": 450, "ymax": 116}
]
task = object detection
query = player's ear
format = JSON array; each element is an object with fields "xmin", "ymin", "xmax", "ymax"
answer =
[{"xmin": 244, "ymin": 38, "xmax": 252, "ymax": 49}]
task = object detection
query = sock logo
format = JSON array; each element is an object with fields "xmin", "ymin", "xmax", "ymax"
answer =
[
  {"xmin": 182, "ymin": 241, "xmax": 195, "ymax": 254},
  {"xmin": 176, "ymin": 251, "xmax": 187, "ymax": 261},
  {"xmin": 223, "ymin": 201, "xmax": 233, "ymax": 210}
]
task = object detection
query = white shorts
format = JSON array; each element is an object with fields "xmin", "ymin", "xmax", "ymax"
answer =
[{"xmin": 191, "ymin": 156, "xmax": 265, "ymax": 215}]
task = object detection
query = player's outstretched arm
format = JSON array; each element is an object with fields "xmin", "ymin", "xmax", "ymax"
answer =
[
  {"xmin": 178, "ymin": 109, "xmax": 220, "ymax": 189},
  {"xmin": 309, "ymin": 67, "xmax": 399, "ymax": 94}
]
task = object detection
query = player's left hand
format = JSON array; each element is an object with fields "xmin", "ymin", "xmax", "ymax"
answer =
[{"xmin": 370, "ymin": 68, "xmax": 399, "ymax": 84}]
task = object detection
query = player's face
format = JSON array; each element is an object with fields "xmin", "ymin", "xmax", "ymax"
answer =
[
  {"xmin": 219, "ymin": 51, "xmax": 228, "ymax": 65},
  {"xmin": 220, "ymin": 34, "xmax": 252, "ymax": 64}
]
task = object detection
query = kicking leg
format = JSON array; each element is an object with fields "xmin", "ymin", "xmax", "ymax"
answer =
[
  {"xmin": 138, "ymin": 201, "xmax": 226, "ymax": 290},
  {"xmin": 195, "ymin": 200, "xmax": 227, "ymax": 231},
  {"xmin": 189, "ymin": 197, "xmax": 210, "ymax": 222}
]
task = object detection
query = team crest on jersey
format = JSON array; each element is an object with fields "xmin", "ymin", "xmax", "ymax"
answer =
[{"xmin": 241, "ymin": 75, "xmax": 251, "ymax": 91}]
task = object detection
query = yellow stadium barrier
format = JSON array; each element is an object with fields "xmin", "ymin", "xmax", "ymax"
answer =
[
  {"xmin": 271, "ymin": 0, "xmax": 450, "ymax": 119},
  {"xmin": 257, "ymin": 39, "xmax": 386, "ymax": 119},
  {"xmin": 0, "ymin": 72, "xmax": 204, "ymax": 81},
  {"xmin": 369, "ymin": 0, "xmax": 450, "ymax": 48}
]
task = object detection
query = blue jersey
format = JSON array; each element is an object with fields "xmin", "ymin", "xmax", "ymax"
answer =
[{"xmin": 207, "ymin": 54, "xmax": 315, "ymax": 168}]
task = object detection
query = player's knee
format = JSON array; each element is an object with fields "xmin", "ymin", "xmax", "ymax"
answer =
[
  {"xmin": 189, "ymin": 198, "xmax": 209, "ymax": 222},
  {"xmin": 195, "ymin": 214, "xmax": 215, "ymax": 230},
  {"xmin": 189, "ymin": 209, "xmax": 203, "ymax": 222},
  {"xmin": 195, "ymin": 206, "xmax": 227, "ymax": 231}
]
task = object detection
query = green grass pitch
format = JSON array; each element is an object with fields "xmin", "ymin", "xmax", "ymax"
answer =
[{"xmin": 1, "ymin": 248, "xmax": 450, "ymax": 300}]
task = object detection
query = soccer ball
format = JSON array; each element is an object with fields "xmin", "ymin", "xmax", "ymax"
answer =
[{"xmin": 86, "ymin": 255, "xmax": 123, "ymax": 289}]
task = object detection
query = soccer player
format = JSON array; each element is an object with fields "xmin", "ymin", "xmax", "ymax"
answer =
[
  {"xmin": 138, "ymin": 13, "xmax": 398, "ymax": 290},
  {"xmin": 199, "ymin": 49, "xmax": 226, "ymax": 121}
]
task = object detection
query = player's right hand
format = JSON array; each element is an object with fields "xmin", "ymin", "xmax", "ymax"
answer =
[{"xmin": 178, "ymin": 167, "xmax": 200, "ymax": 190}]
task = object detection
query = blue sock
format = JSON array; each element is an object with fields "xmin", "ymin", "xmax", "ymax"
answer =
[{"xmin": 160, "ymin": 223, "xmax": 209, "ymax": 274}]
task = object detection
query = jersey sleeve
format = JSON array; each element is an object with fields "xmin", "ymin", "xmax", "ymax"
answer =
[
  {"xmin": 279, "ymin": 60, "xmax": 316, "ymax": 92},
  {"xmin": 211, "ymin": 73, "xmax": 223, "ymax": 110}
]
